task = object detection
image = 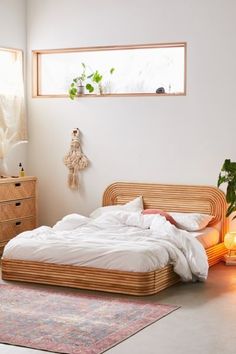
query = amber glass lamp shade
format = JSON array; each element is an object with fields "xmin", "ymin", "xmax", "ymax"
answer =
[{"xmin": 224, "ymin": 232, "xmax": 236, "ymax": 251}]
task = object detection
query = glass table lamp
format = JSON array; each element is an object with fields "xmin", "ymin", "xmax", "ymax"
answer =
[{"xmin": 224, "ymin": 232, "xmax": 236, "ymax": 265}]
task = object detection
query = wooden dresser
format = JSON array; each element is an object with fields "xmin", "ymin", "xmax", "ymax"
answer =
[{"xmin": 0, "ymin": 176, "xmax": 37, "ymax": 255}]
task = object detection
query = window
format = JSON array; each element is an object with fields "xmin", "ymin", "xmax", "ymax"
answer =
[
  {"xmin": 0, "ymin": 47, "xmax": 27, "ymax": 163},
  {"xmin": 33, "ymin": 43, "xmax": 186, "ymax": 98},
  {"xmin": 0, "ymin": 48, "xmax": 24, "ymax": 97}
]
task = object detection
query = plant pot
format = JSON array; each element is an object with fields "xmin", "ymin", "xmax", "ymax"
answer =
[
  {"xmin": 98, "ymin": 83, "xmax": 103, "ymax": 95},
  {"xmin": 77, "ymin": 85, "xmax": 85, "ymax": 95}
]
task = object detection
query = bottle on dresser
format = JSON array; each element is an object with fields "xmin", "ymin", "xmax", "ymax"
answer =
[{"xmin": 18, "ymin": 163, "xmax": 25, "ymax": 177}]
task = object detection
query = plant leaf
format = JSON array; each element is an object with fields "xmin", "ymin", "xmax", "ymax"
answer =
[
  {"xmin": 92, "ymin": 71, "xmax": 103, "ymax": 83},
  {"xmin": 110, "ymin": 67, "xmax": 115, "ymax": 74},
  {"xmin": 226, "ymin": 183, "xmax": 236, "ymax": 204},
  {"xmin": 68, "ymin": 85, "xmax": 78, "ymax": 100},
  {"xmin": 217, "ymin": 173, "xmax": 229, "ymax": 187},
  {"xmin": 222, "ymin": 159, "xmax": 236, "ymax": 173},
  {"xmin": 222, "ymin": 159, "xmax": 231, "ymax": 171},
  {"xmin": 86, "ymin": 83, "xmax": 94, "ymax": 93},
  {"xmin": 226, "ymin": 203, "xmax": 236, "ymax": 217}
]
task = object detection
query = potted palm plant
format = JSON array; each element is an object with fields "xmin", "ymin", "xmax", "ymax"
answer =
[{"xmin": 218, "ymin": 159, "xmax": 236, "ymax": 218}]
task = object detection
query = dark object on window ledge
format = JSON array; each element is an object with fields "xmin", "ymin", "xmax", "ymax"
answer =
[{"xmin": 156, "ymin": 87, "xmax": 165, "ymax": 94}]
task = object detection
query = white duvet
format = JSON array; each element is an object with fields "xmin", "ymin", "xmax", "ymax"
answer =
[{"xmin": 2, "ymin": 211, "xmax": 209, "ymax": 281}]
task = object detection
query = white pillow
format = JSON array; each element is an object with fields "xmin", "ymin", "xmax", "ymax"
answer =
[
  {"xmin": 169, "ymin": 212, "xmax": 214, "ymax": 231},
  {"xmin": 89, "ymin": 196, "xmax": 143, "ymax": 219}
]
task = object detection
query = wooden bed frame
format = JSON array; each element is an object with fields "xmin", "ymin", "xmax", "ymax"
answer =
[{"xmin": 1, "ymin": 182, "xmax": 228, "ymax": 296}]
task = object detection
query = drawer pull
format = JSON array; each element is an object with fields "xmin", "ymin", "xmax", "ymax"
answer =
[
  {"xmin": 15, "ymin": 202, "xmax": 21, "ymax": 207},
  {"xmin": 15, "ymin": 221, "xmax": 22, "ymax": 226},
  {"xmin": 15, "ymin": 183, "xmax": 21, "ymax": 187}
]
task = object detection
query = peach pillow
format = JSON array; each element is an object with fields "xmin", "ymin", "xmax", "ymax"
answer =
[{"xmin": 142, "ymin": 209, "xmax": 177, "ymax": 226}]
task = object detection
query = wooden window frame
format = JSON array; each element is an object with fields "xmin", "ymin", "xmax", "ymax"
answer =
[{"xmin": 32, "ymin": 42, "xmax": 187, "ymax": 98}]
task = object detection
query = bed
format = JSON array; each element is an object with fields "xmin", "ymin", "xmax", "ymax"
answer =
[{"xmin": 1, "ymin": 182, "xmax": 228, "ymax": 296}]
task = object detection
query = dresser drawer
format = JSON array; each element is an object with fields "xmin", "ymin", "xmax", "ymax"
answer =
[
  {"xmin": 0, "ymin": 198, "xmax": 36, "ymax": 221},
  {"xmin": 0, "ymin": 217, "xmax": 36, "ymax": 244},
  {"xmin": 0, "ymin": 180, "xmax": 36, "ymax": 202}
]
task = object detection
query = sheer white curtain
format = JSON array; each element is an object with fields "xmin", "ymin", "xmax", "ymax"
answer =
[{"xmin": 0, "ymin": 48, "xmax": 27, "ymax": 174}]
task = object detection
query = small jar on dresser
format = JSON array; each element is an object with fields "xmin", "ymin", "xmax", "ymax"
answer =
[{"xmin": 0, "ymin": 176, "xmax": 37, "ymax": 255}]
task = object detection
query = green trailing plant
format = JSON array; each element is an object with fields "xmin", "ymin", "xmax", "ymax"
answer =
[
  {"xmin": 86, "ymin": 67, "xmax": 115, "ymax": 94},
  {"xmin": 68, "ymin": 63, "xmax": 87, "ymax": 100},
  {"xmin": 86, "ymin": 70, "xmax": 103, "ymax": 93},
  {"xmin": 69, "ymin": 65, "xmax": 115, "ymax": 98},
  {"xmin": 218, "ymin": 159, "xmax": 236, "ymax": 218}
]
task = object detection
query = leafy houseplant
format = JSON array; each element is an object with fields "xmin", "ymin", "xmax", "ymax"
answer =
[
  {"xmin": 69, "ymin": 66, "xmax": 115, "ymax": 99},
  {"xmin": 218, "ymin": 159, "xmax": 236, "ymax": 218},
  {"xmin": 68, "ymin": 63, "xmax": 87, "ymax": 100},
  {"xmin": 86, "ymin": 70, "xmax": 103, "ymax": 94},
  {"xmin": 86, "ymin": 68, "xmax": 115, "ymax": 95}
]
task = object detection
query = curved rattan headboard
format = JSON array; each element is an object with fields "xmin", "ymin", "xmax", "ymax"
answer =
[{"xmin": 103, "ymin": 182, "xmax": 227, "ymax": 241}]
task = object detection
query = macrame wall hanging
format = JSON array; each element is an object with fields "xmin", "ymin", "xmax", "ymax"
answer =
[{"xmin": 63, "ymin": 128, "xmax": 88, "ymax": 190}]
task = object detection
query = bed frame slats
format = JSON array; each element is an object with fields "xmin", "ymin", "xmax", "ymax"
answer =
[
  {"xmin": 103, "ymin": 182, "xmax": 228, "ymax": 240},
  {"xmin": 1, "ymin": 182, "xmax": 228, "ymax": 296}
]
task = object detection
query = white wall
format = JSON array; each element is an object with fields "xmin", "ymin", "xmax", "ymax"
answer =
[
  {"xmin": 0, "ymin": 0, "xmax": 27, "ymax": 175},
  {"xmin": 26, "ymin": 0, "xmax": 236, "ymax": 226}
]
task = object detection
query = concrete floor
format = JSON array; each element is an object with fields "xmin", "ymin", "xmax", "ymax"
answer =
[{"xmin": 0, "ymin": 262, "xmax": 236, "ymax": 354}]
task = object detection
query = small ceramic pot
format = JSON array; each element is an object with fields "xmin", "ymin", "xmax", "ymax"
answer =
[{"xmin": 77, "ymin": 85, "xmax": 85, "ymax": 95}]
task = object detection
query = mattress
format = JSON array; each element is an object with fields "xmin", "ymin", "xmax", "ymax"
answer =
[
  {"xmin": 2, "ymin": 225, "xmax": 170, "ymax": 273},
  {"xmin": 2, "ymin": 213, "xmax": 211, "ymax": 278}
]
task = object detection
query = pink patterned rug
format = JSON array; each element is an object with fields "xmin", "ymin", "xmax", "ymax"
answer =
[{"xmin": 0, "ymin": 284, "xmax": 179, "ymax": 354}]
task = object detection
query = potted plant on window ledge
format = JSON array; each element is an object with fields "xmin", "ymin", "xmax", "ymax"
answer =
[
  {"xmin": 68, "ymin": 66, "xmax": 115, "ymax": 99},
  {"xmin": 68, "ymin": 63, "xmax": 87, "ymax": 99}
]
